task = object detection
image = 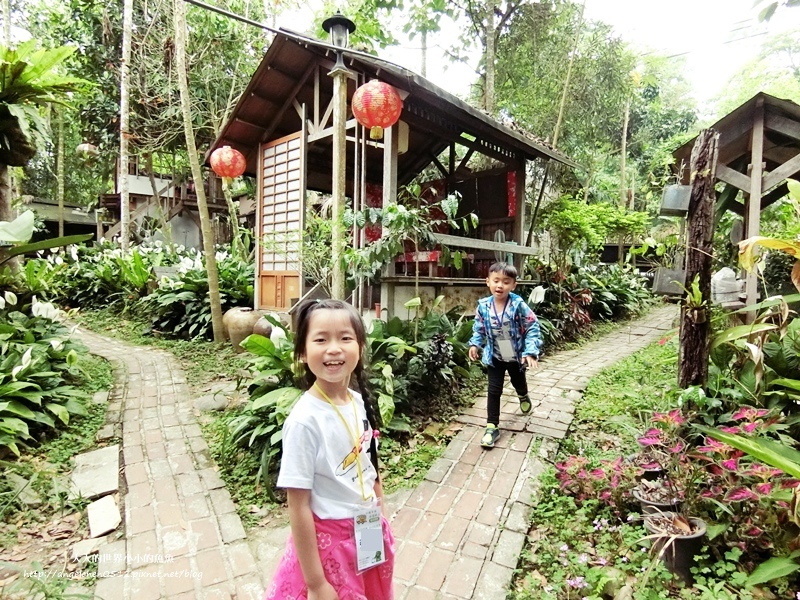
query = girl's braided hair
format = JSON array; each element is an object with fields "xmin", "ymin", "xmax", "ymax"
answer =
[{"xmin": 293, "ymin": 299, "xmax": 382, "ymax": 474}]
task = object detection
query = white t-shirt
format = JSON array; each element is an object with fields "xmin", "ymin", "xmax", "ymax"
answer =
[{"xmin": 277, "ymin": 390, "xmax": 378, "ymax": 520}]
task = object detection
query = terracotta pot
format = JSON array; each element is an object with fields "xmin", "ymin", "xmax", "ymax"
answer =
[
  {"xmin": 222, "ymin": 307, "xmax": 261, "ymax": 352},
  {"xmin": 632, "ymin": 486, "xmax": 680, "ymax": 515},
  {"xmin": 644, "ymin": 512, "xmax": 706, "ymax": 585},
  {"xmin": 252, "ymin": 316, "xmax": 273, "ymax": 338}
]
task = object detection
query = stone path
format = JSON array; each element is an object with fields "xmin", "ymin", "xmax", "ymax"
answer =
[
  {"xmin": 76, "ymin": 304, "xmax": 676, "ymax": 600},
  {"xmin": 76, "ymin": 329, "xmax": 263, "ymax": 600}
]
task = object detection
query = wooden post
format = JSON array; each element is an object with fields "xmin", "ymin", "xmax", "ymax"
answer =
[
  {"xmin": 678, "ymin": 129, "xmax": 719, "ymax": 389},
  {"xmin": 744, "ymin": 97, "xmax": 765, "ymax": 317},
  {"xmin": 380, "ymin": 123, "xmax": 399, "ymax": 316},
  {"xmin": 330, "ymin": 62, "xmax": 349, "ymax": 301}
]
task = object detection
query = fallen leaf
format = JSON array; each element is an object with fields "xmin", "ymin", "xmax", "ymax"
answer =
[
  {"xmin": 672, "ymin": 514, "xmax": 692, "ymax": 534},
  {"xmin": 403, "ymin": 468, "xmax": 416, "ymax": 479}
]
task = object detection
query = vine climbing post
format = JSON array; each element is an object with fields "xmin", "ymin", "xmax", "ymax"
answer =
[{"xmin": 678, "ymin": 128, "xmax": 719, "ymax": 389}]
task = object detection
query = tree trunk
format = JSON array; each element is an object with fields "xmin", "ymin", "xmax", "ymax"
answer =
[
  {"xmin": 57, "ymin": 109, "xmax": 65, "ymax": 237},
  {"xmin": 2, "ymin": 0, "xmax": 9, "ymax": 46},
  {"xmin": 119, "ymin": 0, "xmax": 133, "ymax": 250},
  {"xmin": 678, "ymin": 129, "xmax": 719, "ymax": 389},
  {"xmin": 421, "ymin": 29, "xmax": 427, "ymax": 78},
  {"xmin": 620, "ymin": 98, "xmax": 629, "ymax": 207},
  {"xmin": 174, "ymin": 0, "xmax": 225, "ymax": 343},
  {"xmin": 525, "ymin": 0, "xmax": 585, "ymax": 246},
  {"xmin": 483, "ymin": 9, "xmax": 496, "ymax": 114}
]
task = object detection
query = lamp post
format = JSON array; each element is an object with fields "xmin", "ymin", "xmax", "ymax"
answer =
[{"xmin": 322, "ymin": 12, "xmax": 355, "ymax": 301}]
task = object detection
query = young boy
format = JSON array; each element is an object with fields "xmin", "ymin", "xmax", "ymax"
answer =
[{"xmin": 468, "ymin": 262, "xmax": 543, "ymax": 448}]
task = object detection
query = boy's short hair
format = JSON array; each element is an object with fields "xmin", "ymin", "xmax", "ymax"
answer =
[{"xmin": 488, "ymin": 261, "xmax": 518, "ymax": 280}]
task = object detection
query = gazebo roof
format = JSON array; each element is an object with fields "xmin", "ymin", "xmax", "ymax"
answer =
[
  {"xmin": 209, "ymin": 28, "xmax": 578, "ymax": 192},
  {"xmin": 673, "ymin": 92, "xmax": 800, "ymax": 215}
]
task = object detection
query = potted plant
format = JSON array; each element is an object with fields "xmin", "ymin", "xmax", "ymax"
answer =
[
  {"xmin": 630, "ymin": 233, "xmax": 685, "ymax": 297},
  {"xmin": 632, "ymin": 409, "xmax": 707, "ymax": 585}
]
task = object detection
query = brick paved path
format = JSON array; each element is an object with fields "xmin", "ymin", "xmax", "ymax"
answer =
[
  {"xmin": 390, "ymin": 304, "xmax": 677, "ymax": 599},
  {"xmin": 76, "ymin": 329, "xmax": 264, "ymax": 600},
  {"xmin": 77, "ymin": 304, "xmax": 675, "ymax": 600}
]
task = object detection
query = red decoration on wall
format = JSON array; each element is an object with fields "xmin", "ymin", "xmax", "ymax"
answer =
[
  {"xmin": 351, "ymin": 80, "xmax": 403, "ymax": 140},
  {"xmin": 210, "ymin": 146, "xmax": 246, "ymax": 181},
  {"xmin": 365, "ymin": 184, "xmax": 383, "ymax": 243},
  {"xmin": 507, "ymin": 171, "xmax": 517, "ymax": 217}
]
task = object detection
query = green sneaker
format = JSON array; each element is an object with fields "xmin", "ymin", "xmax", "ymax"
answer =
[
  {"xmin": 481, "ymin": 424, "xmax": 500, "ymax": 448},
  {"xmin": 519, "ymin": 395, "xmax": 532, "ymax": 414}
]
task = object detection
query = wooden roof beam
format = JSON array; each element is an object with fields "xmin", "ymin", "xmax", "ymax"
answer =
[
  {"xmin": 716, "ymin": 163, "xmax": 751, "ymax": 194},
  {"xmin": 259, "ymin": 60, "xmax": 317, "ymax": 144},
  {"xmin": 765, "ymin": 112, "xmax": 800, "ymax": 142},
  {"xmin": 761, "ymin": 182, "xmax": 789, "ymax": 210},
  {"xmin": 762, "ymin": 151, "xmax": 800, "ymax": 192}
]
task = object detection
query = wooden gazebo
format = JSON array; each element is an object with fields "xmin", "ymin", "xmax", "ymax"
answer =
[
  {"xmin": 673, "ymin": 92, "xmax": 800, "ymax": 308},
  {"xmin": 209, "ymin": 27, "xmax": 577, "ymax": 315}
]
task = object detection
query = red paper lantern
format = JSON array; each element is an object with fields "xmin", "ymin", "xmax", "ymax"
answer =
[
  {"xmin": 351, "ymin": 80, "xmax": 403, "ymax": 140},
  {"xmin": 210, "ymin": 146, "xmax": 246, "ymax": 181}
]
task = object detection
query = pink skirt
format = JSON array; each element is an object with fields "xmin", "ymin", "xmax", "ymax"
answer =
[{"xmin": 265, "ymin": 515, "xmax": 395, "ymax": 600}]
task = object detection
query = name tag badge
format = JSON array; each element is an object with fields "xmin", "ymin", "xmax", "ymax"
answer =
[
  {"xmin": 498, "ymin": 338, "xmax": 515, "ymax": 360},
  {"xmin": 354, "ymin": 505, "xmax": 385, "ymax": 572}
]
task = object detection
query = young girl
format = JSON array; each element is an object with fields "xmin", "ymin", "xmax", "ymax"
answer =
[{"xmin": 265, "ymin": 299, "xmax": 395, "ymax": 600}]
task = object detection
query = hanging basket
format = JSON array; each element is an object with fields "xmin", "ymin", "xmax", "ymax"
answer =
[
  {"xmin": 659, "ymin": 185, "xmax": 691, "ymax": 217},
  {"xmin": 652, "ymin": 267, "xmax": 686, "ymax": 296}
]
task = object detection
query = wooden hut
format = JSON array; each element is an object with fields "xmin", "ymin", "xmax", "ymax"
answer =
[
  {"xmin": 673, "ymin": 92, "xmax": 800, "ymax": 308},
  {"xmin": 209, "ymin": 27, "xmax": 578, "ymax": 316}
]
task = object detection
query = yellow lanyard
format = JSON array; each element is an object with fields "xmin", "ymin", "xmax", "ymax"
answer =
[{"xmin": 313, "ymin": 383, "xmax": 372, "ymax": 502}]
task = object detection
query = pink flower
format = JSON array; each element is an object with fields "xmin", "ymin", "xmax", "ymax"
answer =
[
  {"xmin": 719, "ymin": 426, "xmax": 740, "ymax": 433},
  {"xmin": 590, "ymin": 468, "xmax": 605, "ymax": 479},
  {"xmin": 742, "ymin": 422, "xmax": 759, "ymax": 433},
  {"xmin": 726, "ymin": 487, "xmax": 759, "ymax": 502}
]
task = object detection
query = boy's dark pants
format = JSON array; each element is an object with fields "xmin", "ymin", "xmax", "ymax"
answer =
[{"xmin": 486, "ymin": 358, "xmax": 528, "ymax": 426}]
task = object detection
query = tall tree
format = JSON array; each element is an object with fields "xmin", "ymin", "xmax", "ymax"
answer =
[
  {"xmin": 174, "ymin": 0, "xmax": 225, "ymax": 342},
  {"xmin": 119, "ymin": 0, "xmax": 133, "ymax": 249},
  {"xmin": 402, "ymin": 0, "xmax": 454, "ymax": 77},
  {"xmin": 451, "ymin": 0, "xmax": 522, "ymax": 113}
]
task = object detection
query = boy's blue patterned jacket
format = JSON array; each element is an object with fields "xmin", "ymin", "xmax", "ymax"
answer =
[{"xmin": 468, "ymin": 292, "xmax": 543, "ymax": 366}]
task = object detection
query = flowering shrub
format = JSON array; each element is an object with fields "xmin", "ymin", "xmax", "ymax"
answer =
[
  {"xmin": 555, "ymin": 455, "xmax": 640, "ymax": 511},
  {"xmin": 694, "ymin": 407, "xmax": 800, "ymax": 559}
]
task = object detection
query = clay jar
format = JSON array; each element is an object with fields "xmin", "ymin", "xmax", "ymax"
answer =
[
  {"xmin": 252, "ymin": 316, "xmax": 273, "ymax": 339},
  {"xmin": 222, "ymin": 307, "xmax": 262, "ymax": 352}
]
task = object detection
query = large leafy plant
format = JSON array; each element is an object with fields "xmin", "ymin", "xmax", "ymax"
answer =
[
  {"xmin": 0, "ymin": 41, "xmax": 88, "ymax": 167},
  {"xmin": 707, "ymin": 295, "xmax": 800, "ymax": 416},
  {"xmin": 140, "ymin": 250, "xmax": 254, "ymax": 339},
  {"xmin": 227, "ymin": 319, "xmax": 300, "ymax": 497},
  {"xmin": 0, "ymin": 292, "xmax": 88, "ymax": 455}
]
